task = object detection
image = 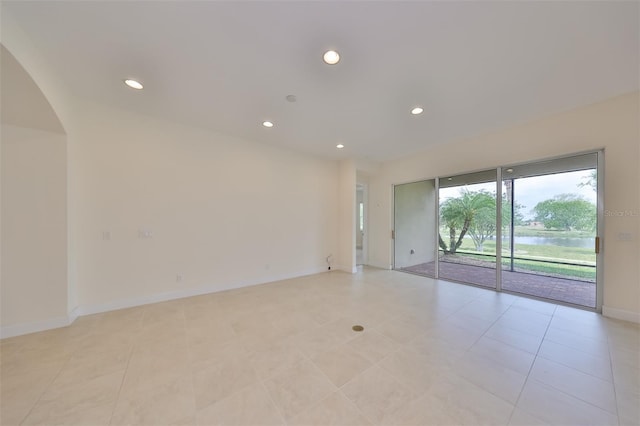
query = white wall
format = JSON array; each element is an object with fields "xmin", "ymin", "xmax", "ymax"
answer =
[
  {"xmin": 1, "ymin": 125, "xmax": 68, "ymax": 329},
  {"xmin": 393, "ymin": 180, "xmax": 437, "ymax": 268},
  {"xmin": 3, "ymin": 6, "xmax": 638, "ymax": 332},
  {"xmin": 2, "ymin": 19, "xmax": 77, "ymax": 336},
  {"xmin": 3, "ymin": 22, "xmax": 342, "ymax": 332},
  {"xmin": 369, "ymin": 92, "xmax": 640, "ymax": 320},
  {"xmin": 67, "ymin": 101, "xmax": 339, "ymax": 312}
]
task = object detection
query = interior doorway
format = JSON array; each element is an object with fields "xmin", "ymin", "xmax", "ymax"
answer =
[{"xmin": 356, "ymin": 184, "xmax": 367, "ymax": 266}]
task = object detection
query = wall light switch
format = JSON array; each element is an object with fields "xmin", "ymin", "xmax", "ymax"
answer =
[
  {"xmin": 617, "ymin": 232, "xmax": 634, "ymax": 241},
  {"xmin": 102, "ymin": 231, "xmax": 111, "ymax": 241}
]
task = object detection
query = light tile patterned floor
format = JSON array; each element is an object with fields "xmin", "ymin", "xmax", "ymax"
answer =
[{"xmin": 1, "ymin": 268, "xmax": 638, "ymax": 425}]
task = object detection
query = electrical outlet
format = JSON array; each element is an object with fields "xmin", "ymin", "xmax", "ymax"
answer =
[
  {"xmin": 138, "ymin": 230, "xmax": 153, "ymax": 239},
  {"xmin": 176, "ymin": 274, "xmax": 183, "ymax": 283}
]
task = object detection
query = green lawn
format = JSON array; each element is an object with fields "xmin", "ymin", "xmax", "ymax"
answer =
[
  {"xmin": 452, "ymin": 240, "xmax": 595, "ymax": 261},
  {"xmin": 443, "ymin": 237, "xmax": 596, "ymax": 281},
  {"xmin": 508, "ymin": 258, "xmax": 595, "ymax": 280}
]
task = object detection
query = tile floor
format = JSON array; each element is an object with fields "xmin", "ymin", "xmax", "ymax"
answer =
[{"xmin": 1, "ymin": 268, "xmax": 638, "ymax": 426}]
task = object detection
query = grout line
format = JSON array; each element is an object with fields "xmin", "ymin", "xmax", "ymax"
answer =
[
  {"xmin": 257, "ymin": 378, "xmax": 288, "ymax": 426},
  {"xmin": 107, "ymin": 307, "xmax": 149, "ymax": 425},
  {"xmin": 107, "ymin": 343, "xmax": 136, "ymax": 425},
  {"xmin": 17, "ymin": 348, "xmax": 73, "ymax": 425},
  {"xmin": 178, "ymin": 304, "xmax": 199, "ymax": 425},
  {"xmin": 602, "ymin": 323, "xmax": 620, "ymax": 419},
  {"xmin": 507, "ymin": 303, "xmax": 556, "ymax": 424},
  {"xmin": 6, "ymin": 270, "xmax": 634, "ymax": 426}
]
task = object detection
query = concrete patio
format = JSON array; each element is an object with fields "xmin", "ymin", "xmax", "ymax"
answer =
[{"xmin": 399, "ymin": 260, "xmax": 596, "ymax": 308}]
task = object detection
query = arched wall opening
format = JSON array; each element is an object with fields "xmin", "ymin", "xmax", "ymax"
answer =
[{"xmin": 1, "ymin": 44, "xmax": 70, "ymax": 336}]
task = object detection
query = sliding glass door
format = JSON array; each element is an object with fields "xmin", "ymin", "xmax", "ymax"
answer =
[
  {"xmin": 392, "ymin": 151, "xmax": 602, "ymax": 310},
  {"xmin": 500, "ymin": 153, "xmax": 599, "ymax": 308},
  {"xmin": 438, "ymin": 170, "xmax": 498, "ymax": 288}
]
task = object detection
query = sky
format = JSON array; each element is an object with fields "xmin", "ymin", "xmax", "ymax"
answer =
[
  {"xmin": 440, "ymin": 169, "xmax": 597, "ymax": 220},
  {"xmin": 514, "ymin": 170, "xmax": 596, "ymax": 219}
]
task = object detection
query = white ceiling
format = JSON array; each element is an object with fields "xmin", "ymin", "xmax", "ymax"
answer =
[{"xmin": 2, "ymin": 1, "xmax": 638, "ymax": 161}]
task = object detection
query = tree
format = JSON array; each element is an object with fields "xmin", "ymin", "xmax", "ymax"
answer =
[
  {"xmin": 467, "ymin": 191, "xmax": 497, "ymax": 252},
  {"xmin": 502, "ymin": 179, "xmax": 526, "ymax": 226},
  {"xmin": 513, "ymin": 202, "xmax": 526, "ymax": 225},
  {"xmin": 503, "ymin": 202, "xmax": 526, "ymax": 226},
  {"xmin": 439, "ymin": 197, "xmax": 466, "ymax": 254},
  {"xmin": 532, "ymin": 194, "xmax": 596, "ymax": 231},
  {"xmin": 578, "ymin": 170, "xmax": 597, "ymax": 192},
  {"xmin": 439, "ymin": 190, "xmax": 494, "ymax": 254}
]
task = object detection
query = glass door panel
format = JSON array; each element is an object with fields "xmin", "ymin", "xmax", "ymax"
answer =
[
  {"xmin": 394, "ymin": 180, "xmax": 437, "ymax": 277},
  {"xmin": 439, "ymin": 170, "xmax": 498, "ymax": 288},
  {"xmin": 500, "ymin": 153, "xmax": 598, "ymax": 308}
]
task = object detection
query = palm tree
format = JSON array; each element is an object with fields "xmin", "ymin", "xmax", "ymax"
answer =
[{"xmin": 439, "ymin": 190, "xmax": 495, "ymax": 254}]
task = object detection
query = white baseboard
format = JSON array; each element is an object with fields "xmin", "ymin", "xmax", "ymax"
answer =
[
  {"xmin": 335, "ymin": 264, "xmax": 357, "ymax": 274},
  {"xmin": 2, "ymin": 267, "xmax": 329, "ymax": 339},
  {"xmin": 67, "ymin": 306, "xmax": 80, "ymax": 323},
  {"xmin": 0, "ymin": 314, "xmax": 75, "ymax": 339},
  {"xmin": 357, "ymin": 260, "xmax": 392, "ymax": 270},
  {"xmin": 1, "ymin": 267, "xmax": 329, "ymax": 339},
  {"xmin": 372, "ymin": 262, "xmax": 393, "ymax": 270},
  {"xmin": 77, "ymin": 278, "xmax": 250, "ymax": 316},
  {"xmin": 2, "ymin": 265, "xmax": 401, "ymax": 339},
  {"xmin": 74, "ymin": 266, "xmax": 330, "ymax": 318},
  {"xmin": 602, "ymin": 306, "xmax": 640, "ymax": 324}
]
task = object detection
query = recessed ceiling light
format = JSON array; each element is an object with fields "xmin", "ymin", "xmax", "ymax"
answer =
[
  {"xmin": 262, "ymin": 121, "xmax": 274, "ymax": 128},
  {"xmin": 505, "ymin": 168, "xmax": 514, "ymax": 173},
  {"xmin": 336, "ymin": 144, "xmax": 345, "ymax": 149},
  {"xmin": 411, "ymin": 107, "xmax": 424, "ymax": 115},
  {"xmin": 323, "ymin": 50, "xmax": 340, "ymax": 65},
  {"xmin": 124, "ymin": 79, "xmax": 143, "ymax": 90},
  {"xmin": 447, "ymin": 177, "xmax": 453, "ymax": 181}
]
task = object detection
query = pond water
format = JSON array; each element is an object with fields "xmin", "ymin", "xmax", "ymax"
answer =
[{"xmin": 493, "ymin": 236, "xmax": 594, "ymax": 248}]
